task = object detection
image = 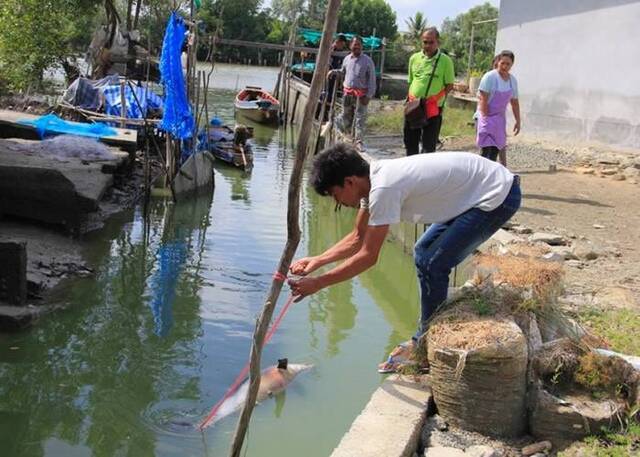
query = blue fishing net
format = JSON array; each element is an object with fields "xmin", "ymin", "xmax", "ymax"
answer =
[
  {"xmin": 19, "ymin": 113, "xmax": 117, "ymax": 139},
  {"xmin": 159, "ymin": 12, "xmax": 194, "ymax": 140},
  {"xmin": 148, "ymin": 239, "xmax": 188, "ymax": 337}
]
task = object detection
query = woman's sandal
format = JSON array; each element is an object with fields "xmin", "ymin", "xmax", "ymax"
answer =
[{"xmin": 377, "ymin": 342, "xmax": 424, "ymax": 374}]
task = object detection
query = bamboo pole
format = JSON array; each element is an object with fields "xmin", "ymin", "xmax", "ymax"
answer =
[{"xmin": 226, "ymin": 1, "xmax": 342, "ymax": 455}]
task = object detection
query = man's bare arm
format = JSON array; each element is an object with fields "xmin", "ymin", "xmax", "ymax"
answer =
[{"xmin": 290, "ymin": 208, "xmax": 369, "ymax": 275}]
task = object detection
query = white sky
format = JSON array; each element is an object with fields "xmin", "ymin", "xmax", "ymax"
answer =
[
  {"xmin": 263, "ymin": 0, "xmax": 501, "ymax": 32},
  {"xmin": 391, "ymin": 0, "xmax": 500, "ymax": 32}
]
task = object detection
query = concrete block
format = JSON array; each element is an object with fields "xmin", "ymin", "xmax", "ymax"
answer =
[
  {"xmin": 0, "ymin": 241, "xmax": 27, "ymax": 305},
  {"xmin": 330, "ymin": 375, "xmax": 431, "ymax": 457}
]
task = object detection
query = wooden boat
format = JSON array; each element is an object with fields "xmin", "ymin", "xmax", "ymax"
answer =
[
  {"xmin": 234, "ymin": 86, "xmax": 280, "ymax": 125},
  {"xmin": 199, "ymin": 124, "xmax": 253, "ymax": 170}
]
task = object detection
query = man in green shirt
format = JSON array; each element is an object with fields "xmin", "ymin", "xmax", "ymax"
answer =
[{"xmin": 404, "ymin": 27, "xmax": 455, "ymax": 155}]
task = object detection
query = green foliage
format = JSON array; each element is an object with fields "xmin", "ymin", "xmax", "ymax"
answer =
[
  {"xmin": 0, "ymin": 0, "xmax": 101, "ymax": 92},
  {"xmin": 559, "ymin": 420, "xmax": 640, "ymax": 457},
  {"xmin": 576, "ymin": 308, "xmax": 640, "ymax": 355},
  {"xmin": 470, "ymin": 296, "xmax": 493, "ymax": 316},
  {"xmin": 404, "ymin": 12, "xmax": 428, "ymax": 46},
  {"xmin": 367, "ymin": 104, "xmax": 475, "ymax": 138},
  {"xmin": 338, "ymin": 0, "xmax": 397, "ymax": 40},
  {"xmin": 440, "ymin": 2, "xmax": 498, "ymax": 76}
]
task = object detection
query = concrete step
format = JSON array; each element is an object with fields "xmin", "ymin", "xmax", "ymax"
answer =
[
  {"xmin": 0, "ymin": 138, "xmax": 121, "ymax": 229},
  {"xmin": 330, "ymin": 375, "xmax": 432, "ymax": 457}
]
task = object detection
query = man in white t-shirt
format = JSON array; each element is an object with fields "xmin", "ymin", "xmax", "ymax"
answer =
[{"xmin": 288, "ymin": 143, "xmax": 521, "ymax": 372}]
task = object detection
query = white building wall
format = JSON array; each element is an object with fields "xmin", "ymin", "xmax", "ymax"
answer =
[{"xmin": 496, "ymin": 0, "xmax": 640, "ymax": 149}]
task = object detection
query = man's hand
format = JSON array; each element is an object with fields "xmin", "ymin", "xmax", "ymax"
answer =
[
  {"xmin": 513, "ymin": 121, "xmax": 521, "ymax": 136},
  {"xmin": 290, "ymin": 256, "xmax": 322, "ymax": 276},
  {"xmin": 288, "ymin": 276, "xmax": 323, "ymax": 302}
]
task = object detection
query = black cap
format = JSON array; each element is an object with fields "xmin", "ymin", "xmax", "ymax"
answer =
[{"xmin": 277, "ymin": 358, "xmax": 288, "ymax": 369}]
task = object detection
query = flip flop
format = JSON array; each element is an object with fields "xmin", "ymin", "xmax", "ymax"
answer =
[{"xmin": 377, "ymin": 342, "xmax": 412, "ymax": 374}]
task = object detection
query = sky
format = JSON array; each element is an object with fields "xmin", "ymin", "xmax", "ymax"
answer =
[{"xmin": 393, "ymin": 0, "xmax": 500, "ymax": 32}]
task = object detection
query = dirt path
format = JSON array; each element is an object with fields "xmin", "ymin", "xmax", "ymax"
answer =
[{"xmin": 511, "ymin": 169, "xmax": 640, "ymax": 309}]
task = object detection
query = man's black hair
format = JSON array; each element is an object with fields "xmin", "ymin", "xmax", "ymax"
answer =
[
  {"xmin": 336, "ymin": 34, "xmax": 347, "ymax": 43},
  {"xmin": 310, "ymin": 143, "xmax": 370, "ymax": 196},
  {"xmin": 423, "ymin": 27, "xmax": 440, "ymax": 40}
]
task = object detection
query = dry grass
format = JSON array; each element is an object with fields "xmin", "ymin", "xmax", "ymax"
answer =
[{"xmin": 474, "ymin": 253, "xmax": 564, "ymax": 299}]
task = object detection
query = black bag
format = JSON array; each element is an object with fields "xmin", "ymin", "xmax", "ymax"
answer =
[{"xmin": 404, "ymin": 53, "xmax": 441, "ymax": 130}]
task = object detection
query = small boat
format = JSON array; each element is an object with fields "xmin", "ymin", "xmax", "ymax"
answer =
[
  {"xmin": 198, "ymin": 123, "xmax": 253, "ymax": 170},
  {"xmin": 234, "ymin": 86, "xmax": 280, "ymax": 125}
]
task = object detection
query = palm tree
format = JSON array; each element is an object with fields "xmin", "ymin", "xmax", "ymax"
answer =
[{"xmin": 405, "ymin": 12, "xmax": 428, "ymax": 45}]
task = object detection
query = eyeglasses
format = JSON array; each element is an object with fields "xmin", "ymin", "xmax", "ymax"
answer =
[{"xmin": 422, "ymin": 40, "xmax": 435, "ymax": 44}]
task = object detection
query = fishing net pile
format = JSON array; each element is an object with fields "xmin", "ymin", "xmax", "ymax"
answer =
[
  {"xmin": 417, "ymin": 250, "xmax": 640, "ymax": 446},
  {"xmin": 2, "ymin": 135, "xmax": 116, "ymax": 161}
]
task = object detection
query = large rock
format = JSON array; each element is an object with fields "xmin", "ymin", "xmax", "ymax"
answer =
[
  {"xmin": 570, "ymin": 240, "xmax": 603, "ymax": 260},
  {"xmin": 0, "ymin": 138, "xmax": 116, "ymax": 230}
]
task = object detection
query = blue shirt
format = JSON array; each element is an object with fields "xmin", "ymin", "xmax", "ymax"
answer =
[
  {"xmin": 478, "ymin": 69, "xmax": 519, "ymax": 103},
  {"xmin": 340, "ymin": 53, "xmax": 377, "ymax": 98}
]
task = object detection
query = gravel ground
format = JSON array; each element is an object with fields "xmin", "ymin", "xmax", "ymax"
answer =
[{"xmin": 365, "ymin": 134, "xmax": 579, "ymax": 171}]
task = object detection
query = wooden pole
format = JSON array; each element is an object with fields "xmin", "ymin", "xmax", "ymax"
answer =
[{"xmin": 226, "ymin": 0, "xmax": 342, "ymax": 455}]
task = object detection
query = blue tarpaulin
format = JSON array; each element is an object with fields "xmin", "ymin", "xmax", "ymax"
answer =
[
  {"xmin": 19, "ymin": 113, "xmax": 117, "ymax": 139},
  {"xmin": 159, "ymin": 12, "xmax": 194, "ymax": 139}
]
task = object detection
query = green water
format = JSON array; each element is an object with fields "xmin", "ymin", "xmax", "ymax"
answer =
[{"xmin": 0, "ymin": 69, "xmax": 421, "ymax": 457}]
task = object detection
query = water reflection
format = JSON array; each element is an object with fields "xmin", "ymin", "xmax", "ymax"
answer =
[
  {"xmin": 213, "ymin": 163, "xmax": 251, "ymax": 204},
  {"xmin": 302, "ymin": 189, "xmax": 418, "ymax": 361},
  {"xmin": 0, "ymin": 193, "xmax": 214, "ymax": 457}
]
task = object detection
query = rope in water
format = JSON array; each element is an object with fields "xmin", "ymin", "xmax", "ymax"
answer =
[{"xmin": 198, "ymin": 271, "xmax": 295, "ymax": 430}]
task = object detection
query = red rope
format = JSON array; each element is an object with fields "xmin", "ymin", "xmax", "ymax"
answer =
[{"xmin": 198, "ymin": 292, "xmax": 296, "ymax": 430}]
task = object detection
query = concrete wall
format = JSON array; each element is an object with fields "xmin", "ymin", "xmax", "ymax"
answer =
[{"xmin": 496, "ymin": 0, "xmax": 640, "ymax": 150}]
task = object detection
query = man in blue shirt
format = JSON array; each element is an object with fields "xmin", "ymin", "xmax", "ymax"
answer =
[{"xmin": 329, "ymin": 36, "xmax": 376, "ymax": 146}]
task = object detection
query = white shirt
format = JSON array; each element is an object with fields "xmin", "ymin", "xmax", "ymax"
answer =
[{"xmin": 367, "ymin": 152, "xmax": 514, "ymax": 226}]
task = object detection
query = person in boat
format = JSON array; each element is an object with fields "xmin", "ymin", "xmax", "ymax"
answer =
[
  {"xmin": 288, "ymin": 143, "xmax": 521, "ymax": 372},
  {"xmin": 329, "ymin": 36, "xmax": 376, "ymax": 147},
  {"xmin": 404, "ymin": 28, "xmax": 455, "ymax": 155}
]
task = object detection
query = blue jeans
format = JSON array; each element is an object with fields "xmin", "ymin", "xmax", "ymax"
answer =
[{"xmin": 413, "ymin": 178, "xmax": 521, "ymax": 338}]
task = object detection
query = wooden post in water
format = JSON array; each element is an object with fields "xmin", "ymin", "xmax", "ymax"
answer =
[{"xmin": 226, "ymin": 1, "xmax": 342, "ymax": 455}]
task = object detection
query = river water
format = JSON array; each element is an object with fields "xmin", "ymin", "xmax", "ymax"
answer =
[{"xmin": 0, "ymin": 64, "xmax": 420, "ymax": 457}]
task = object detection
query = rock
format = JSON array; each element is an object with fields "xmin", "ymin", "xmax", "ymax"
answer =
[
  {"xmin": 596, "ymin": 155, "xmax": 621, "ymax": 166},
  {"xmin": 611, "ymin": 174, "xmax": 626, "ymax": 181},
  {"xmin": 575, "ymin": 166, "xmax": 595, "ymax": 175},
  {"xmin": 550, "ymin": 246, "xmax": 579, "ymax": 260},
  {"xmin": 592, "ymin": 224, "xmax": 605, "ymax": 229},
  {"xmin": 510, "ymin": 225, "xmax": 533, "ymax": 235},
  {"xmin": 491, "ymin": 229, "xmax": 522, "ymax": 245},
  {"xmin": 571, "ymin": 241, "xmax": 603, "ymax": 260},
  {"xmin": 424, "ymin": 447, "xmax": 466, "ymax": 457},
  {"xmin": 599, "ymin": 168, "xmax": 618, "ymax": 176},
  {"xmin": 529, "ymin": 232, "xmax": 567, "ymax": 246},
  {"xmin": 541, "ymin": 252, "xmax": 564, "ymax": 262},
  {"xmin": 565, "ymin": 260, "xmax": 584, "ymax": 269},
  {"xmin": 622, "ymin": 166, "xmax": 640, "ymax": 179},
  {"xmin": 521, "ymin": 441, "xmax": 552, "ymax": 456},
  {"xmin": 465, "ymin": 445, "xmax": 498, "ymax": 457}
]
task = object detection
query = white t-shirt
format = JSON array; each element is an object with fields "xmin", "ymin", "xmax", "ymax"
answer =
[{"xmin": 367, "ymin": 152, "xmax": 514, "ymax": 226}]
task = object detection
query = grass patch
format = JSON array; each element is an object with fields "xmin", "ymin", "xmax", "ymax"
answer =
[
  {"xmin": 559, "ymin": 420, "xmax": 640, "ymax": 457},
  {"xmin": 575, "ymin": 308, "xmax": 640, "ymax": 355},
  {"xmin": 367, "ymin": 104, "xmax": 476, "ymax": 138}
]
